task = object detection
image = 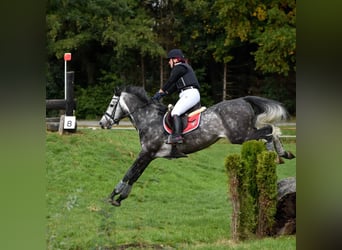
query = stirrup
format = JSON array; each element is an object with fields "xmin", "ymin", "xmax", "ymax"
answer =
[{"xmin": 165, "ymin": 145, "xmax": 188, "ymax": 158}]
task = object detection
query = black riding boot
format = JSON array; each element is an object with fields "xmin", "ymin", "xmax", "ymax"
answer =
[{"xmin": 167, "ymin": 115, "xmax": 183, "ymax": 144}]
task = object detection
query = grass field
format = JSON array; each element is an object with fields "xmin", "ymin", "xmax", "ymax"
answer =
[{"xmin": 46, "ymin": 128, "xmax": 296, "ymax": 249}]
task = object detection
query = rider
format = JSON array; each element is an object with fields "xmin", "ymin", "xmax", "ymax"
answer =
[{"xmin": 152, "ymin": 49, "xmax": 201, "ymax": 144}]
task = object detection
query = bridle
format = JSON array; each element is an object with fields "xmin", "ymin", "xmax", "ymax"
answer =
[
  {"xmin": 102, "ymin": 95, "xmax": 120, "ymax": 127},
  {"xmin": 102, "ymin": 92, "xmax": 151, "ymax": 128}
]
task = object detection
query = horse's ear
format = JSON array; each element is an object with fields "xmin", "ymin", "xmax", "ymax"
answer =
[{"xmin": 114, "ymin": 86, "xmax": 121, "ymax": 96}]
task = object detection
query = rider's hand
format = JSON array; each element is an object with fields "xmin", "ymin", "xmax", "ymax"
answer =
[{"xmin": 152, "ymin": 91, "xmax": 166, "ymax": 101}]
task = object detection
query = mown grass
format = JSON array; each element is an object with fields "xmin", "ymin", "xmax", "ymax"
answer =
[{"xmin": 46, "ymin": 128, "xmax": 296, "ymax": 249}]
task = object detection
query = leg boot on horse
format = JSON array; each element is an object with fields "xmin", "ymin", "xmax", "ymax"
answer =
[{"xmin": 167, "ymin": 115, "xmax": 184, "ymax": 144}]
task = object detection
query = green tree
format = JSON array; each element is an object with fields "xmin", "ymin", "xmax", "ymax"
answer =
[
  {"xmin": 46, "ymin": 0, "xmax": 296, "ymax": 119},
  {"xmin": 46, "ymin": 0, "xmax": 164, "ymax": 89},
  {"xmin": 213, "ymin": 0, "xmax": 296, "ymax": 76}
]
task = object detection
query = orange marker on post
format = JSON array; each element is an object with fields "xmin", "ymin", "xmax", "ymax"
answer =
[{"xmin": 64, "ymin": 53, "xmax": 72, "ymax": 99}]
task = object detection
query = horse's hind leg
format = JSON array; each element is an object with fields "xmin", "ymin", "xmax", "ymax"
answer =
[
  {"xmin": 273, "ymin": 135, "xmax": 295, "ymax": 159},
  {"xmin": 245, "ymin": 125, "xmax": 295, "ymax": 162},
  {"xmin": 245, "ymin": 125, "xmax": 273, "ymax": 142}
]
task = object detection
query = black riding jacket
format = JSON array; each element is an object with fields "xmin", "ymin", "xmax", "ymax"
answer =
[{"xmin": 162, "ymin": 62, "xmax": 200, "ymax": 95}]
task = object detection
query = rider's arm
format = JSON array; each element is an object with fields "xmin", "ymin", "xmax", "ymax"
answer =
[{"xmin": 161, "ymin": 64, "xmax": 187, "ymax": 94}]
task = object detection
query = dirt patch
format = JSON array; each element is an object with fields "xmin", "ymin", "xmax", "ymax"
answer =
[{"xmin": 115, "ymin": 243, "xmax": 171, "ymax": 249}]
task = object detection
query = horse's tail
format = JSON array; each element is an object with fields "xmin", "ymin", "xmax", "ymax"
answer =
[{"xmin": 243, "ymin": 96, "xmax": 289, "ymax": 130}]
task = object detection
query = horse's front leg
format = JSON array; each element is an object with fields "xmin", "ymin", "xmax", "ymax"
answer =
[{"xmin": 109, "ymin": 151, "xmax": 153, "ymax": 207}]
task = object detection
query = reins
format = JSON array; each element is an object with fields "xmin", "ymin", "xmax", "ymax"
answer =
[
  {"xmin": 105, "ymin": 94, "xmax": 151, "ymax": 125},
  {"xmin": 125, "ymin": 102, "xmax": 150, "ymax": 117}
]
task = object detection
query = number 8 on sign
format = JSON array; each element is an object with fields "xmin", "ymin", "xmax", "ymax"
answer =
[{"xmin": 64, "ymin": 116, "xmax": 76, "ymax": 129}]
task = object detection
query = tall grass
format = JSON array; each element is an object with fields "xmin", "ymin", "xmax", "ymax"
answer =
[{"xmin": 46, "ymin": 129, "xmax": 296, "ymax": 249}]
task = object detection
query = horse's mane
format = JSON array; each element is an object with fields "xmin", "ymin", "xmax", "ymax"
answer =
[
  {"xmin": 119, "ymin": 86, "xmax": 150, "ymax": 103},
  {"xmin": 118, "ymin": 85, "xmax": 167, "ymax": 113}
]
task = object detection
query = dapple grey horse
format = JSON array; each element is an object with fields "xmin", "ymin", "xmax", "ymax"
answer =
[{"xmin": 99, "ymin": 86, "xmax": 294, "ymax": 206}]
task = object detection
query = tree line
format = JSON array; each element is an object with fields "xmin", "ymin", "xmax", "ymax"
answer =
[{"xmin": 46, "ymin": 0, "xmax": 296, "ymax": 119}]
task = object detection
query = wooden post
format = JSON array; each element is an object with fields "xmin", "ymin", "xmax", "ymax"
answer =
[
  {"xmin": 63, "ymin": 71, "xmax": 77, "ymax": 133},
  {"xmin": 66, "ymin": 71, "xmax": 75, "ymax": 116},
  {"xmin": 223, "ymin": 63, "xmax": 227, "ymax": 101},
  {"xmin": 46, "ymin": 71, "xmax": 76, "ymax": 133},
  {"xmin": 160, "ymin": 55, "xmax": 164, "ymax": 89},
  {"xmin": 58, "ymin": 115, "xmax": 65, "ymax": 135},
  {"xmin": 46, "ymin": 99, "xmax": 67, "ymax": 110}
]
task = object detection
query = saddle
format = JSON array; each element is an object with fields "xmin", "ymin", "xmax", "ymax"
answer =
[{"xmin": 163, "ymin": 102, "xmax": 206, "ymax": 135}]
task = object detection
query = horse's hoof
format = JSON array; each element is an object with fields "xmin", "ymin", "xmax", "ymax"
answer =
[
  {"xmin": 282, "ymin": 151, "xmax": 295, "ymax": 159},
  {"xmin": 276, "ymin": 157, "xmax": 285, "ymax": 164},
  {"xmin": 111, "ymin": 200, "xmax": 121, "ymax": 207}
]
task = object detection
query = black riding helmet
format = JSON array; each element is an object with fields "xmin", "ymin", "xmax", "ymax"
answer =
[{"xmin": 167, "ymin": 49, "xmax": 184, "ymax": 59}]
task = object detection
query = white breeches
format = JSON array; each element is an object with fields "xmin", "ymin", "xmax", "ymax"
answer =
[{"xmin": 171, "ymin": 88, "xmax": 200, "ymax": 116}]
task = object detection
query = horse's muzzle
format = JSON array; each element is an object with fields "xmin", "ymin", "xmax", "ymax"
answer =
[{"xmin": 99, "ymin": 121, "xmax": 112, "ymax": 129}]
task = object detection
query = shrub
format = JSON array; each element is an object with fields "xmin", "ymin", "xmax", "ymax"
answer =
[
  {"xmin": 225, "ymin": 140, "xmax": 278, "ymax": 241},
  {"xmin": 256, "ymin": 151, "xmax": 277, "ymax": 236},
  {"xmin": 75, "ymin": 82, "xmax": 117, "ymax": 119}
]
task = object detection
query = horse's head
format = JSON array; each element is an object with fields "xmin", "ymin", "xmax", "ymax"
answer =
[
  {"xmin": 99, "ymin": 86, "xmax": 154, "ymax": 129},
  {"xmin": 99, "ymin": 88, "xmax": 125, "ymax": 129}
]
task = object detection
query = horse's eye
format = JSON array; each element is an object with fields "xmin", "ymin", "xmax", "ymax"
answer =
[{"xmin": 110, "ymin": 104, "xmax": 114, "ymax": 107}]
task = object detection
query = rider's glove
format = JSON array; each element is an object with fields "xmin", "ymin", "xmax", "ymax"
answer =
[{"xmin": 152, "ymin": 91, "xmax": 166, "ymax": 101}]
